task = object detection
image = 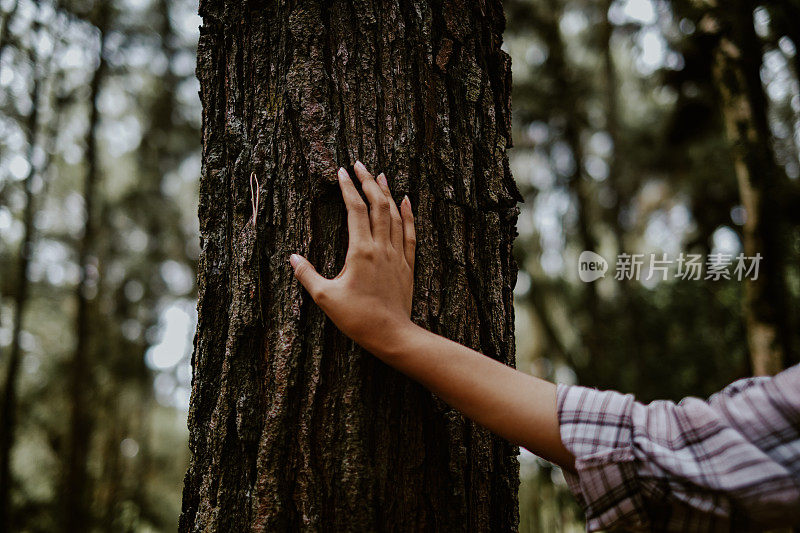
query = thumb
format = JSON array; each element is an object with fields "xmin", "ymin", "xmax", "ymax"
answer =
[{"xmin": 290, "ymin": 254, "xmax": 326, "ymax": 299}]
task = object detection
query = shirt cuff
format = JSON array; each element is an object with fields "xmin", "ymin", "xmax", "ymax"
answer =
[{"xmin": 556, "ymin": 383, "xmax": 650, "ymax": 531}]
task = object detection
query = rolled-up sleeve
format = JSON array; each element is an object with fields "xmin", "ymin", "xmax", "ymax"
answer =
[{"xmin": 557, "ymin": 364, "xmax": 800, "ymax": 532}]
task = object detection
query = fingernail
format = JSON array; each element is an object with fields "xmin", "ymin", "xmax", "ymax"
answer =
[
  {"xmin": 290, "ymin": 254, "xmax": 300, "ymax": 268},
  {"xmin": 355, "ymin": 160, "xmax": 365, "ymax": 171},
  {"xmin": 377, "ymin": 173, "xmax": 387, "ymax": 187},
  {"xmin": 338, "ymin": 167, "xmax": 349, "ymax": 180},
  {"xmin": 403, "ymin": 194, "xmax": 409, "ymax": 205}
]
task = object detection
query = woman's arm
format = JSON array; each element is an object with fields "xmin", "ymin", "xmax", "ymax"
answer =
[
  {"xmin": 384, "ymin": 322, "xmax": 575, "ymax": 469},
  {"xmin": 289, "ymin": 162, "xmax": 575, "ymax": 471}
]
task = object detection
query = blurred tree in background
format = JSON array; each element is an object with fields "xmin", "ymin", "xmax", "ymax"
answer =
[
  {"xmin": 0, "ymin": 0, "xmax": 798, "ymax": 531},
  {"xmin": 0, "ymin": 0, "xmax": 200, "ymax": 529},
  {"xmin": 505, "ymin": 0, "xmax": 800, "ymax": 529}
]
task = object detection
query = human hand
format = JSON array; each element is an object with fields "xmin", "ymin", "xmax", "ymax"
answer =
[{"xmin": 290, "ymin": 161, "xmax": 416, "ymax": 356}]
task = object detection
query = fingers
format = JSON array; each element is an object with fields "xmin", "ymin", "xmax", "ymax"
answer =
[
  {"xmin": 337, "ymin": 168, "xmax": 370, "ymax": 244},
  {"xmin": 353, "ymin": 161, "xmax": 391, "ymax": 243},
  {"xmin": 290, "ymin": 254, "xmax": 328, "ymax": 301},
  {"xmin": 376, "ymin": 172, "xmax": 404, "ymax": 251},
  {"xmin": 400, "ymin": 196, "xmax": 416, "ymax": 271}
]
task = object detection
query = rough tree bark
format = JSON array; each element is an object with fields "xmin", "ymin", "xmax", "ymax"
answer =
[
  {"xmin": 181, "ymin": 1, "xmax": 521, "ymax": 531},
  {"xmin": 704, "ymin": 0, "xmax": 792, "ymax": 376}
]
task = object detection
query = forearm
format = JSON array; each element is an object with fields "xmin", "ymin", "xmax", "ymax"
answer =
[{"xmin": 378, "ymin": 322, "xmax": 575, "ymax": 471}]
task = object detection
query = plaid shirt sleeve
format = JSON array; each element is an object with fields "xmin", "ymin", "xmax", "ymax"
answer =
[{"xmin": 557, "ymin": 364, "xmax": 800, "ymax": 532}]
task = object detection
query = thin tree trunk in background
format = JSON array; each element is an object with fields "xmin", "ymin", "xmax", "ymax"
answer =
[
  {"xmin": 0, "ymin": 0, "xmax": 20, "ymax": 369},
  {"xmin": 0, "ymin": 0, "xmax": 19, "ymax": 60},
  {"xmin": 181, "ymin": 0, "xmax": 521, "ymax": 530},
  {"xmin": 63, "ymin": 8, "xmax": 109, "ymax": 530},
  {"xmin": 0, "ymin": 15, "xmax": 43, "ymax": 529},
  {"xmin": 528, "ymin": 283, "xmax": 571, "ymax": 365},
  {"xmin": 601, "ymin": 0, "xmax": 624, "ymax": 256},
  {"xmin": 538, "ymin": 0, "xmax": 603, "ymax": 371},
  {"xmin": 119, "ymin": 0, "xmax": 186, "ymax": 526},
  {"xmin": 598, "ymin": 0, "xmax": 649, "ymax": 391},
  {"xmin": 705, "ymin": 1, "xmax": 791, "ymax": 376},
  {"xmin": 97, "ymin": 420, "xmax": 123, "ymax": 532}
]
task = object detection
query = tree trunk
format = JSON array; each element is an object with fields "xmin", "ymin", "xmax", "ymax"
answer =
[
  {"xmin": 600, "ymin": 0, "xmax": 624, "ymax": 256},
  {"xmin": 181, "ymin": 1, "xmax": 521, "ymax": 531},
  {"xmin": 598, "ymin": 0, "xmax": 649, "ymax": 392},
  {"xmin": 537, "ymin": 0, "xmax": 603, "ymax": 372},
  {"xmin": 63, "ymin": 7, "xmax": 109, "ymax": 530},
  {"xmin": 0, "ymin": 0, "xmax": 19, "ymax": 61},
  {"xmin": 705, "ymin": 1, "xmax": 791, "ymax": 376},
  {"xmin": 0, "ymin": 14, "xmax": 43, "ymax": 529}
]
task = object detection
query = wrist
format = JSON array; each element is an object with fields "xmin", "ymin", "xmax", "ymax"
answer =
[{"xmin": 365, "ymin": 318, "xmax": 422, "ymax": 363}]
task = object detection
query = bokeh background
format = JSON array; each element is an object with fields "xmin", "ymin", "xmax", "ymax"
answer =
[{"xmin": 1, "ymin": 0, "xmax": 799, "ymax": 530}]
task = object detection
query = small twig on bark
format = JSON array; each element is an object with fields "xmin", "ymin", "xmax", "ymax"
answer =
[
  {"xmin": 248, "ymin": 171, "xmax": 265, "ymax": 325},
  {"xmin": 249, "ymin": 171, "xmax": 260, "ymax": 228}
]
